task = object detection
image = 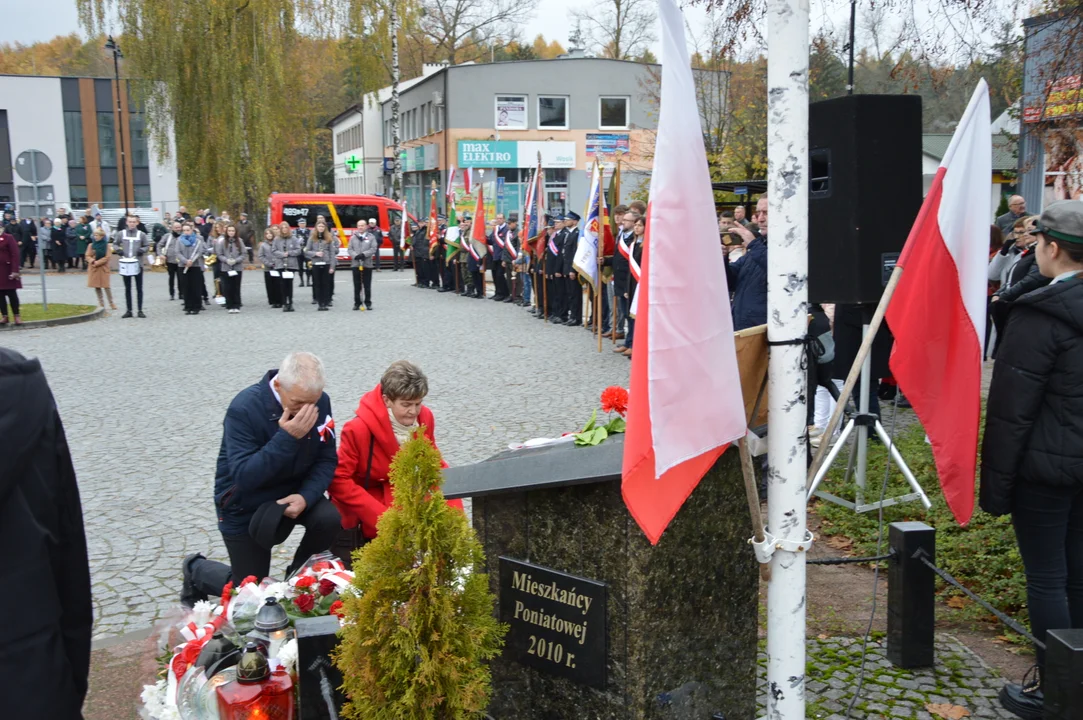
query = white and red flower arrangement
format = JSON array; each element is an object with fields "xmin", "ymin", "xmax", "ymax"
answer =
[{"xmin": 144, "ymin": 553, "xmax": 357, "ymax": 720}]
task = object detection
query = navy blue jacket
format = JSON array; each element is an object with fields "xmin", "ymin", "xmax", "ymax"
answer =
[
  {"xmin": 726, "ymin": 236, "xmax": 768, "ymax": 330},
  {"xmin": 488, "ymin": 225, "xmax": 509, "ymax": 263},
  {"xmin": 214, "ymin": 370, "xmax": 337, "ymax": 534}
]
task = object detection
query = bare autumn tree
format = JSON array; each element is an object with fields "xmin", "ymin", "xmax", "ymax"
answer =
[
  {"xmin": 417, "ymin": 0, "xmax": 536, "ymax": 64},
  {"xmin": 571, "ymin": 0, "xmax": 656, "ymax": 60}
]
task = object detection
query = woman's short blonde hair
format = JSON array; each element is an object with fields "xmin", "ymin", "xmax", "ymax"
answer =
[
  {"xmin": 92, "ymin": 227, "xmax": 106, "ymax": 238},
  {"xmin": 381, "ymin": 360, "xmax": 428, "ymax": 401}
]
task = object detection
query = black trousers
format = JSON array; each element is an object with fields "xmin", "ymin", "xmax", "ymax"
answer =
[
  {"xmin": 296, "ymin": 263, "xmax": 307, "ymax": 286},
  {"xmin": 470, "ymin": 270, "xmax": 483, "ymax": 296},
  {"xmin": 415, "ymin": 256, "xmax": 427, "ymax": 286},
  {"xmin": 491, "ymin": 260, "xmax": 507, "ymax": 298},
  {"xmin": 188, "ymin": 497, "xmax": 342, "ymax": 597},
  {"xmin": 182, "ymin": 269, "xmax": 203, "ymax": 312},
  {"xmin": 1012, "ymin": 482, "xmax": 1083, "ymax": 670},
  {"xmin": 433, "ymin": 255, "xmax": 444, "ymax": 288},
  {"xmin": 167, "ymin": 262, "xmax": 181, "ymax": 298},
  {"xmin": 352, "ymin": 267, "xmax": 363, "ymax": 306},
  {"xmin": 122, "ymin": 272, "xmax": 144, "ymax": 312},
  {"xmin": 281, "ymin": 274, "xmax": 294, "ymax": 306},
  {"xmin": 0, "ymin": 289, "xmax": 19, "ymax": 317},
  {"xmin": 312, "ymin": 265, "xmax": 331, "ymax": 306},
  {"xmin": 223, "ymin": 273, "xmax": 242, "ymax": 309},
  {"xmin": 21, "ymin": 242, "xmax": 36, "ymax": 267},
  {"xmin": 547, "ymin": 276, "xmax": 564, "ymax": 318},
  {"xmin": 264, "ymin": 272, "xmax": 282, "ymax": 305},
  {"xmin": 566, "ymin": 276, "xmax": 582, "ymax": 323},
  {"xmin": 361, "ymin": 267, "xmax": 373, "ymax": 306},
  {"xmin": 392, "ymin": 243, "xmax": 404, "ymax": 270}
]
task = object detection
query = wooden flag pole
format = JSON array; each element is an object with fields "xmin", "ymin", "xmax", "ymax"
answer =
[
  {"xmin": 739, "ymin": 436, "xmax": 772, "ymax": 583},
  {"xmin": 806, "ymin": 265, "xmax": 904, "ymax": 487},
  {"xmin": 543, "ymin": 265, "xmax": 548, "ymax": 323}
]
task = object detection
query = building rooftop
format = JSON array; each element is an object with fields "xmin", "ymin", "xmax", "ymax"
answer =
[{"xmin": 921, "ymin": 132, "xmax": 1017, "ymax": 172}]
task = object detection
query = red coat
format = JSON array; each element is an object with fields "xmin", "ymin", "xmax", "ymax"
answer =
[
  {"xmin": 0, "ymin": 233, "xmax": 21, "ymax": 291},
  {"xmin": 329, "ymin": 384, "xmax": 463, "ymax": 538}
]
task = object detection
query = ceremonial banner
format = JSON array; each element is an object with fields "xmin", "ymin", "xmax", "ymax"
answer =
[
  {"xmin": 885, "ymin": 80, "xmax": 991, "ymax": 526},
  {"xmin": 572, "ymin": 161, "xmax": 602, "ymax": 288},
  {"xmin": 621, "ymin": 0, "xmax": 746, "ymax": 545},
  {"xmin": 445, "ymin": 202, "xmax": 461, "ymax": 260}
]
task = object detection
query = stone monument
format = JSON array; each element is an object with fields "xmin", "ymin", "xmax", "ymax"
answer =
[{"xmin": 443, "ymin": 434, "xmax": 759, "ymax": 720}]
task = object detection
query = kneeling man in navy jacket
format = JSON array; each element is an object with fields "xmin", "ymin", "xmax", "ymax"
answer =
[{"xmin": 182, "ymin": 351, "xmax": 341, "ymax": 606}]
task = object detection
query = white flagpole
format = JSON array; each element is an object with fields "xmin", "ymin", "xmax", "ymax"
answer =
[
  {"xmin": 400, "ymin": 199, "xmax": 408, "ymax": 249},
  {"xmin": 765, "ymin": 0, "xmax": 810, "ymax": 717}
]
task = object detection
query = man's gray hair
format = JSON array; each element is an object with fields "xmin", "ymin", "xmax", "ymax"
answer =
[{"xmin": 278, "ymin": 352, "xmax": 326, "ymax": 394}]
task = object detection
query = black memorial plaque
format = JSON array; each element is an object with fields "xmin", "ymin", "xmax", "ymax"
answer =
[{"xmin": 499, "ymin": 557, "xmax": 607, "ymax": 689}]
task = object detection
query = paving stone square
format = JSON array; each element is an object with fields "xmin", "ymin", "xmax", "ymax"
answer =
[{"xmin": 5, "ymin": 269, "xmax": 632, "ymax": 638}]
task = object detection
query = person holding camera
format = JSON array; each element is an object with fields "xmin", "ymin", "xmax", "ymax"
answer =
[{"xmin": 725, "ymin": 195, "xmax": 769, "ymax": 331}]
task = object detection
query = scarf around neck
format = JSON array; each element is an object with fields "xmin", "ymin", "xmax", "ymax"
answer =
[
  {"xmin": 91, "ymin": 237, "xmax": 108, "ymax": 259},
  {"xmin": 387, "ymin": 407, "xmax": 418, "ymax": 446},
  {"xmin": 180, "ymin": 232, "xmax": 198, "ymax": 247}
]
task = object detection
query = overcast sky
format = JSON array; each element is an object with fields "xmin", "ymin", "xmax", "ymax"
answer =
[{"xmin": 4, "ymin": 0, "xmax": 1018, "ymax": 64}]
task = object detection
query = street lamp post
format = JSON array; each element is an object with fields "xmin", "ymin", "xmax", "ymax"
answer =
[{"xmin": 105, "ymin": 36, "xmax": 130, "ymax": 214}]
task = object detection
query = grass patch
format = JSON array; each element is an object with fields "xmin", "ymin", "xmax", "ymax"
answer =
[
  {"xmin": 11, "ymin": 303, "xmax": 96, "ymax": 322},
  {"xmin": 814, "ymin": 422, "xmax": 1027, "ymax": 627}
]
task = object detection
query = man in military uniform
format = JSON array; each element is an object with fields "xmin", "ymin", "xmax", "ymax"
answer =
[
  {"xmin": 545, "ymin": 214, "xmax": 566, "ymax": 322},
  {"xmin": 466, "ymin": 218, "xmax": 486, "ymax": 298},
  {"xmin": 487, "ymin": 213, "xmax": 509, "ymax": 301},
  {"xmin": 432, "ymin": 213, "xmax": 447, "ymax": 290},
  {"xmin": 562, "ymin": 211, "xmax": 582, "ymax": 326},
  {"xmin": 293, "ymin": 218, "xmax": 311, "ymax": 288},
  {"xmin": 504, "ymin": 213, "xmax": 520, "ymax": 303},
  {"xmin": 411, "ymin": 220, "xmax": 429, "ymax": 288},
  {"xmin": 457, "ymin": 213, "xmax": 473, "ymax": 295}
]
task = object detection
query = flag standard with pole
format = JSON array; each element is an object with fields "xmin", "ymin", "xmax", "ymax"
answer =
[{"xmin": 622, "ymin": 0, "xmax": 747, "ymax": 546}]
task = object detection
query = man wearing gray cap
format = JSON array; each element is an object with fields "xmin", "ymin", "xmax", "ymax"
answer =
[{"xmin": 981, "ymin": 199, "xmax": 1083, "ymax": 720}]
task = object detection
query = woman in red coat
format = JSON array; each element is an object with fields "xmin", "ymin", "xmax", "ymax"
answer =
[
  {"xmin": 329, "ymin": 361, "xmax": 463, "ymax": 564},
  {"xmin": 0, "ymin": 229, "xmax": 23, "ymax": 325}
]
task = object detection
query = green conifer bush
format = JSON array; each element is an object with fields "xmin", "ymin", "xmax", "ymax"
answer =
[{"xmin": 333, "ymin": 432, "xmax": 507, "ymax": 719}]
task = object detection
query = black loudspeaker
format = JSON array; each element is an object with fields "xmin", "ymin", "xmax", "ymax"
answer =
[{"xmin": 808, "ymin": 94, "xmax": 923, "ymax": 305}]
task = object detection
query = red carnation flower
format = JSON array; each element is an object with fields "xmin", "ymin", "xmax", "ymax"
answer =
[
  {"xmin": 293, "ymin": 593, "xmax": 316, "ymax": 613},
  {"xmin": 295, "ymin": 576, "xmax": 316, "ymax": 590},
  {"xmin": 329, "ymin": 600, "xmax": 345, "ymax": 618},
  {"xmin": 600, "ymin": 386, "xmax": 629, "ymax": 417},
  {"xmin": 318, "ymin": 578, "xmax": 336, "ymax": 597},
  {"xmin": 221, "ymin": 581, "xmax": 234, "ymax": 599},
  {"xmin": 240, "ymin": 575, "xmax": 258, "ymax": 587}
]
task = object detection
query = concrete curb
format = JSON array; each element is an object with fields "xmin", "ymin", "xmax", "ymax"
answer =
[{"xmin": 3, "ymin": 306, "xmax": 105, "ymax": 330}]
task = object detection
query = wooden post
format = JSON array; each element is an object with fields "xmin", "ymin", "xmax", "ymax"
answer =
[
  {"xmin": 807, "ymin": 265, "xmax": 904, "ymax": 487},
  {"xmin": 739, "ymin": 437, "xmax": 771, "ymax": 583}
]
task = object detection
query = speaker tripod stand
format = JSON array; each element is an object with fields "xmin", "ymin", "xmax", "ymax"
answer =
[{"xmin": 806, "ymin": 323, "xmax": 931, "ymax": 513}]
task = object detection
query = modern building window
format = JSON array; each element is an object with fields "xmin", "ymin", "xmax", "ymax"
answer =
[
  {"xmin": 70, "ymin": 185, "xmax": 88, "ymax": 206},
  {"xmin": 64, "ymin": 111, "xmax": 84, "ymax": 168},
  {"xmin": 129, "ymin": 112, "xmax": 149, "ymax": 168},
  {"xmin": 98, "ymin": 112, "xmax": 117, "ymax": 167},
  {"xmin": 543, "ymin": 168, "xmax": 569, "ymax": 215},
  {"xmin": 599, "ymin": 96, "xmax": 630, "ymax": 129},
  {"xmin": 495, "ymin": 94, "xmax": 528, "ymax": 130},
  {"xmin": 538, "ymin": 96, "xmax": 569, "ymax": 130},
  {"xmin": 134, "ymin": 184, "xmax": 151, "ymax": 204},
  {"xmin": 102, "ymin": 185, "xmax": 121, "ymax": 205}
]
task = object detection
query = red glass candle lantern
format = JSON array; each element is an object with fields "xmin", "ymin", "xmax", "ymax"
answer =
[{"xmin": 215, "ymin": 642, "xmax": 295, "ymax": 720}]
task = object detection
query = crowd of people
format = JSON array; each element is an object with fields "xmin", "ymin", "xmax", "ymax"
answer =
[{"xmin": 402, "ymin": 199, "xmax": 652, "ymax": 358}]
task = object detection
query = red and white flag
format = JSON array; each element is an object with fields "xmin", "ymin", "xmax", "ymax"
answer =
[
  {"xmin": 621, "ymin": 0, "xmax": 746, "ymax": 545},
  {"xmin": 446, "ymin": 166, "xmax": 456, "ymax": 199},
  {"xmin": 463, "ymin": 167, "xmax": 474, "ymax": 195},
  {"xmin": 885, "ymin": 80, "xmax": 991, "ymax": 526}
]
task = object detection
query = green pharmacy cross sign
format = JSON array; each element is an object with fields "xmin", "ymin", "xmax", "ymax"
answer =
[{"xmin": 345, "ymin": 155, "xmax": 362, "ymax": 173}]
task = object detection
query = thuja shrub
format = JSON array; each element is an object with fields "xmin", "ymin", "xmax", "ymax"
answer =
[{"xmin": 333, "ymin": 432, "xmax": 507, "ymax": 720}]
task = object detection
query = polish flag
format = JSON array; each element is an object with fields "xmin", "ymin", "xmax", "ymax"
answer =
[
  {"xmin": 885, "ymin": 80, "xmax": 991, "ymax": 526},
  {"xmin": 463, "ymin": 168, "xmax": 474, "ymax": 195},
  {"xmin": 621, "ymin": 0, "xmax": 746, "ymax": 545}
]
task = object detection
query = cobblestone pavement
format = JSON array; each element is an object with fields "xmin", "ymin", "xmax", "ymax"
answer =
[
  {"xmin": 5, "ymin": 269, "xmax": 631, "ymax": 639},
  {"xmin": 758, "ymin": 635, "xmax": 1017, "ymax": 720}
]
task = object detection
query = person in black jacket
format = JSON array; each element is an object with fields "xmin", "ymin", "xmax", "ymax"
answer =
[
  {"xmin": 545, "ymin": 215, "xmax": 566, "ymax": 321},
  {"xmin": 726, "ymin": 195, "xmax": 769, "ymax": 330},
  {"xmin": 610, "ymin": 207, "xmax": 632, "ymax": 346},
  {"xmin": 181, "ymin": 351, "xmax": 341, "ymax": 606},
  {"xmin": 562, "ymin": 211, "xmax": 582, "ymax": 325},
  {"xmin": 980, "ymin": 199, "xmax": 1083, "ymax": 720},
  {"xmin": 0, "ymin": 348, "xmax": 93, "ymax": 719}
]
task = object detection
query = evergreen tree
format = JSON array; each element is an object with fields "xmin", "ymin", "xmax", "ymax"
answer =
[{"xmin": 334, "ymin": 433, "xmax": 506, "ymax": 720}]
